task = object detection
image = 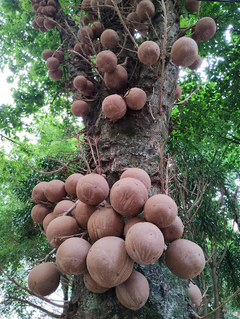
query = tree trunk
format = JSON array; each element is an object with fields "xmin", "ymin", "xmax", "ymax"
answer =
[{"xmin": 53, "ymin": 0, "xmax": 194, "ymax": 317}]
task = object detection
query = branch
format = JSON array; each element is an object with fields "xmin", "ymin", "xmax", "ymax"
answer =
[{"xmin": 6, "ymin": 295, "xmax": 65, "ymax": 319}]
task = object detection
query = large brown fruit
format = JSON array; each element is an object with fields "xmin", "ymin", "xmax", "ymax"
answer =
[
  {"xmin": 144, "ymin": 194, "xmax": 178, "ymax": 228},
  {"xmin": 56, "ymin": 237, "xmax": 91, "ymax": 275},
  {"xmin": 188, "ymin": 55, "xmax": 202, "ymax": 70},
  {"xmin": 31, "ymin": 204, "xmax": 51, "ymax": 224},
  {"xmin": 96, "ymin": 50, "xmax": 118, "ymax": 73},
  {"xmin": 120, "ymin": 167, "xmax": 151, "ymax": 191},
  {"xmin": 28, "ymin": 262, "xmax": 60, "ymax": 296},
  {"xmin": 192, "ymin": 17, "xmax": 216, "ymax": 42},
  {"xmin": 138, "ymin": 41, "xmax": 160, "ymax": 66},
  {"xmin": 76, "ymin": 173, "xmax": 109, "ymax": 206},
  {"xmin": 116, "ymin": 270, "xmax": 149, "ymax": 310},
  {"xmin": 100, "ymin": 29, "xmax": 119, "ymax": 49},
  {"xmin": 87, "ymin": 206, "xmax": 125, "ymax": 241},
  {"xmin": 43, "ymin": 212, "xmax": 55, "ymax": 232},
  {"xmin": 32, "ymin": 181, "xmax": 49, "ymax": 203},
  {"xmin": 81, "ymin": 80, "xmax": 95, "ymax": 96},
  {"xmin": 48, "ymin": 68, "xmax": 63, "ymax": 81},
  {"xmin": 136, "ymin": 0, "xmax": 155, "ymax": 22},
  {"xmin": 104, "ymin": 65, "xmax": 128, "ymax": 91},
  {"xmin": 44, "ymin": 179, "xmax": 66, "ymax": 202},
  {"xmin": 124, "ymin": 87, "xmax": 147, "ymax": 111},
  {"xmin": 125, "ymin": 222, "xmax": 164, "ymax": 265},
  {"xmin": 171, "ymin": 37, "xmax": 198, "ymax": 67},
  {"xmin": 165, "ymin": 239, "xmax": 205, "ymax": 279},
  {"xmin": 44, "ymin": 18, "xmax": 56, "ymax": 30},
  {"xmin": 91, "ymin": 21, "xmax": 105, "ymax": 38},
  {"xmin": 124, "ymin": 216, "xmax": 145, "ymax": 236},
  {"xmin": 46, "ymin": 57, "xmax": 59, "ymax": 71},
  {"xmin": 110, "ymin": 177, "xmax": 148, "ymax": 217},
  {"xmin": 86, "ymin": 236, "xmax": 134, "ymax": 288},
  {"xmin": 71, "ymin": 100, "xmax": 89, "ymax": 117},
  {"xmin": 78, "ymin": 26, "xmax": 94, "ymax": 44},
  {"xmin": 42, "ymin": 49, "xmax": 53, "ymax": 61},
  {"xmin": 102, "ymin": 94, "xmax": 127, "ymax": 121},
  {"xmin": 73, "ymin": 75, "xmax": 88, "ymax": 91},
  {"xmin": 46, "ymin": 215, "xmax": 79, "ymax": 248},
  {"xmin": 65, "ymin": 173, "xmax": 83, "ymax": 197}
]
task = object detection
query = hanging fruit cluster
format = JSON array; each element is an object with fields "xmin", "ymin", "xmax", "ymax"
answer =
[
  {"xmin": 28, "ymin": 168, "xmax": 205, "ymax": 310},
  {"xmin": 31, "ymin": 0, "xmax": 57, "ymax": 32}
]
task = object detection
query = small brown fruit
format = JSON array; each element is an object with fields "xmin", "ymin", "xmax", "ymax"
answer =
[
  {"xmin": 116, "ymin": 270, "xmax": 149, "ymax": 310},
  {"xmin": 160, "ymin": 216, "xmax": 184, "ymax": 243},
  {"xmin": 46, "ymin": 57, "xmax": 60, "ymax": 71},
  {"xmin": 91, "ymin": 21, "xmax": 105, "ymax": 38},
  {"xmin": 73, "ymin": 75, "xmax": 88, "ymax": 91},
  {"xmin": 188, "ymin": 55, "xmax": 202, "ymax": 70},
  {"xmin": 188, "ymin": 281, "xmax": 202, "ymax": 308},
  {"xmin": 44, "ymin": 179, "xmax": 66, "ymax": 203},
  {"xmin": 185, "ymin": 0, "xmax": 201, "ymax": 13},
  {"xmin": 31, "ymin": 204, "xmax": 51, "ymax": 224},
  {"xmin": 71, "ymin": 100, "xmax": 89, "ymax": 117},
  {"xmin": 124, "ymin": 216, "xmax": 145, "ymax": 236},
  {"xmin": 136, "ymin": 0, "xmax": 155, "ymax": 22},
  {"xmin": 174, "ymin": 84, "xmax": 182, "ymax": 100},
  {"xmin": 44, "ymin": 18, "xmax": 56, "ymax": 30},
  {"xmin": 75, "ymin": 201, "xmax": 98, "ymax": 229},
  {"xmin": 84, "ymin": 271, "xmax": 109, "ymax": 293},
  {"xmin": 78, "ymin": 26, "xmax": 94, "ymax": 44},
  {"xmin": 104, "ymin": 65, "xmax": 128, "ymax": 91},
  {"xmin": 120, "ymin": 167, "xmax": 151, "ymax": 191},
  {"xmin": 138, "ymin": 41, "xmax": 160, "ymax": 66},
  {"xmin": 96, "ymin": 50, "xmax": 118, "ymax": 73},
  {"xmin": 43, "ymin": 212, "xmax": 55, "ymax": 232},
  {"xmin": 102, "ymin": 94, "xmax": 127, "ymax": 121},
  {"xmin": 100, "ymin": 29, "xmax": 119, "ymax": 49},
  {"xmin": 32, "ymin": 181, "xmax": 49, "ymax": 203},
  {"xmin": 53, "ymin": 200, "xmax": 76, "ymax": 218},
  {"xmin": 42, "ymin": 49, "xmax": 53, "ymax": 61},
  {"xmin": 48, "ymin": 68, "xmax": 63, "ymax": 80},
  {"xmin": 192, "ymin": 17, "xmax": 216, "ymax": 42},
  {"xmin": 65, "ymin": 173, "xmax": 83, "ymax": 197},
  {"xmin": 124, "ymin": 87, "xmax": 147, "ymax": 111}
]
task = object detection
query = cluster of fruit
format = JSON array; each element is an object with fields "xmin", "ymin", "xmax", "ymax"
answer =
[
  {"xmin": 29, "ymin": 168, "xmax": 204, "ymax": 310},
  {"xmin": 31, "ymin": 0, "xmax": 57, "ymax": 32}
]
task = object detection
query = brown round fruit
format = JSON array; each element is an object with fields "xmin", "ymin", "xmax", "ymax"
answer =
[
  {"xmin": 91, "ymin": 21, "xmax": 105, "ymax": 38},
  {"xmin": 81, "ymin": 80, "xmax": 95, "ymax": 96},
  {"xmin": 73, "ymin": 75, "xmax": 88, "ymax": 91},
  {"xmin": 144, "ymin": 194, "xmax": 178, "ymax": 228},
  {"xmin": 46, "ymin": 57, "xmax": 59, "ymax": 71},
  {"xmin": 84, "ymin": 271, "xmax": 109, "ymax": 293},
  {"xmin": 65, "ymin": 173, "xmax": 83, "ymax": 197},
  {"xmin": 102, "ymin": 94, "xmax": 127, "ymax": 121},
  {"xmin": 165, "ymin": 239, "xmax": 205, "ymax": 279},
  {"xmin": 188, "ymin": 55, "xmax": 202, "ymax": 70},
  {"xmin": 96, "ymin": 50, "xmax": 118, "ymax": 73},
  {"xmin": 78, "ymin": 26, "xmax": 94, "ymax": 44},
  {"xmin": 110, "ymin": 177, "xmax": 148, "ymax": 217},
  {"xmin": 43, "ymin": 212, "xmax": 55, "ymax": 232},
  {"xmin": 124, "ymin": 216, "xmax": 145, "ymax": 236},
  {"xmin": 46, "ymin": 215, "xmax": 79, "ymax": 248},
  {"xmin": 44, "ymin": 179, "xmax": 66, "ymax": 202},
  {"xmin": 185, "ymin": 0, "xmax": 201, "ymax": 13},
  {"xmin": 44, "ymin": 18, "xmax": 56, "ymax": 30},
  {"xmin": 76, "ymin": 173, "xmax": 109, "ymax": 206},
  {"xmin": 32, "ymin": 181, "xmax": 49, "ymax": 203},
  {"xmin": 124, "ymin": 87, "xmax": 147, "ymax": 111},
  {"xmin": 31, "ymin": 204, "xmax": 51, "ymax": 224},
  {"xmin": 75, "ymin": 201, "xmax": 98, "ymax": 229},
  {"xmin": 100, "ymin": 29, "xmax": 119, "ymax": 49},
  {"xmin": 126, "ymin": 12, "xmax": 142, "ymax": 30},
  {"xmin": 56, "ymin": 237, "xmax": 91, "ymax": 275},
  {"xmin": 188, "ymin": 281, "xmax": 202, "ymax": 308},
  {"xmin": 171, "ymin": 37, "xmax": 198, "ymax": 67},
  {"xmin": 28, "ymin": 262, "xmax": 60, "ymax": 296},
  {"xmin": 120, "ymin": 167, "xmax": 151, "ymax": 191},
  {"xmin": 53, "ymin": 200, "xmax": 76, "ymax": 218},
  {"xmin": 104, "ymin": 65, "xmax": 128, "ymax": 91},
  {"xmin": 138, "ymin": 41, "xmax": 160, "ymax": 66},
  {"xmin": 174, "ymin": 84, "xmax": 182, "ymax": 100},
  {"xmin": 48, "ymin": 68, "xmax": 63, "ymax": 81},
  {"xmin": 87, "ymin": 206, "xmax": 125, "ymax": 241},
  {"xmin": 53, "ymin": 51, "xmax": 65, "ymax": 62},
  {"xmin": 71, "ymin": 100, "xmax": 89, "ymax": 117},
  {"xmin": 86, "ymin": 236, "xmax": 134, "ymax": 288},
  {"xmin": 125, "ymin": 222, "xmax": 164, "ymax": 264},
  {"xmin": 192, "ymin": 17, "xmax": 216, "ymax": 42},
  {"xmin": 116, "ymin": 270, "xmax": 149, "ymax": 310},
  {"xmin": 160, "ymin": 216, "xmax": 184, "ymax": 243},
  {"xmin": 42, "ymin": 49, "xmax": 53, "ymax": 61},
  {"xmin": 136, "ymin": 0, "xmax": 155, "ymax": 22}
]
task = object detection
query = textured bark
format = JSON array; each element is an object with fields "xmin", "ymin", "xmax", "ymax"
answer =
[{"xmin": 53, "ymin": 1, "xmax": 194, "ymax": 318}]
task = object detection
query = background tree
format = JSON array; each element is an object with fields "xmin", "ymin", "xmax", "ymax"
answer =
[{"xmin": 0, "ymin": 0, "xmax": 240, "ymax": 318}]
